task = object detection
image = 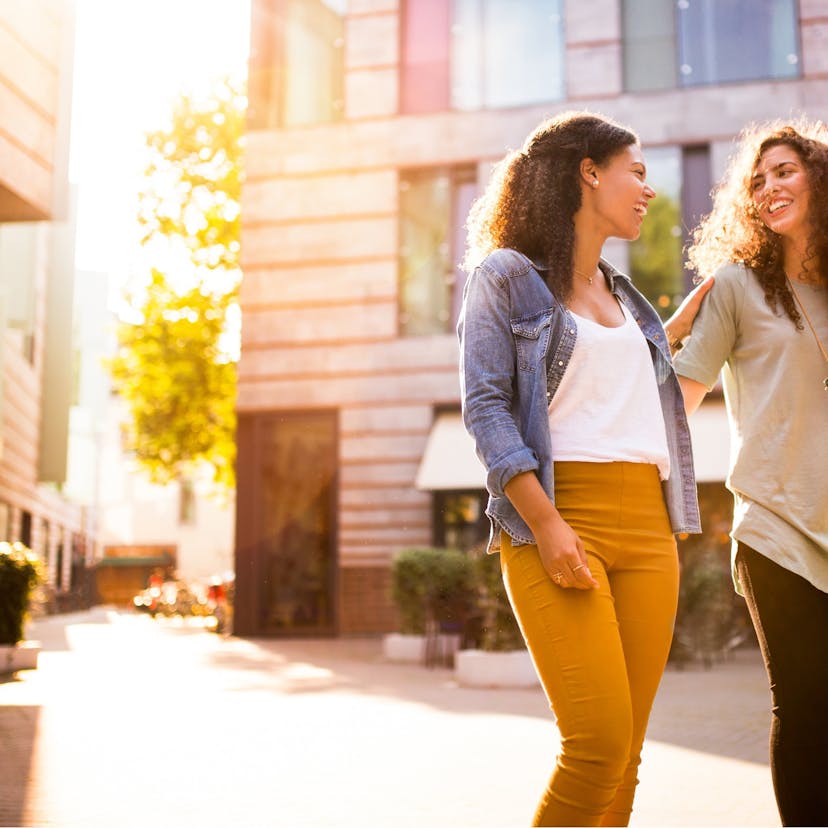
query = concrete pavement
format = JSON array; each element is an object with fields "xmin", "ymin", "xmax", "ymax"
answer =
[{"xmin": 0, "ymin": 608, "xmax": 778, "ymax": 827}]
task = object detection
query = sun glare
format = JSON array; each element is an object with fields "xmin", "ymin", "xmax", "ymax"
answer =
[{"xmin": 70, "ymin": 0, "xmax": 251, "ymax": 282}]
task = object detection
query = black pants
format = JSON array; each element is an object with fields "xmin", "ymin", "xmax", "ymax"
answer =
[{"xmin": 736, "ymin": 543, "xmax": 828, "ymax": 827}]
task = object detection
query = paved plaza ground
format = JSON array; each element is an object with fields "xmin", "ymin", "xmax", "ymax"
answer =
[{"xmin": 0, "ymin": 608, "xmax": 778, "ymax": 827}]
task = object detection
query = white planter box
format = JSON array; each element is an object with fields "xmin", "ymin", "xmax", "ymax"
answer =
[
  {"xmin": 0, "ymin": 640, "xmax": 41, "ymax": 674},
  {"xmin": 455, "ymin": 648, "xmax": 539, "ymax": 688},
  {"xmin": 382, "ymin": 633, "xmax": 426, "ymax": 663}
]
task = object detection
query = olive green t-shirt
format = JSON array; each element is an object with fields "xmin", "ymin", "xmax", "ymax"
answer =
[{"xmin": 674, "ymin": 262, "xmax": 828, "ymax": 594}]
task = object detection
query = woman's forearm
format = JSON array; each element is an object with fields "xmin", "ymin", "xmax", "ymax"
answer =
[{"xmin": 504, "ymin": 471, "xmax": 563, "ymax": 534}]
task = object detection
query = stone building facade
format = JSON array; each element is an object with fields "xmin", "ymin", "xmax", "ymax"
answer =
[
  {"xmin": 0, "ymin": 2, "xmax": 93, "ymax": 606},
  {"xmin": 235, "ymin": 0, "xmax": 828, "ymax": 636}
]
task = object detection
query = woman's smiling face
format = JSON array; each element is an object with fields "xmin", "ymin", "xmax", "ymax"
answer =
[
  {"xmin": 751, "ymin": 143, "xmax": 812, "ymax": 243},
  {"xmin": 591, "ymin": 144, "xmax": 656, "ymax": 242}
]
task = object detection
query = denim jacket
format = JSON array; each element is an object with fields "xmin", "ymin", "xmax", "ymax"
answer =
[{"xmin": 458, "ymin": 248, "xmax": 701, "ymax": 550}]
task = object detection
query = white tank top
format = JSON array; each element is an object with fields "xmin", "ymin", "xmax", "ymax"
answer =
[{"xmin": 548, "ymin": 301, "xmax": 671, "ymax": 480}]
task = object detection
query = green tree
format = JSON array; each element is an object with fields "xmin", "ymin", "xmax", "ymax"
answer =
[
  {"xmin": 629, "ymin": 195, "xmax": 683, "ymax": 319},
  {"xmin": 109, "ymin": 77, "xmax": 245, "ymax": 489}
]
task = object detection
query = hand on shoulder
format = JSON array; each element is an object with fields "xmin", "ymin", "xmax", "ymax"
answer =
[{"xmin": 665, "ymin": 275, "xmax": 715, "ymax": 347}]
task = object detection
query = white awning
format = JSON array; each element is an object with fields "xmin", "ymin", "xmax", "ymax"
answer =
[
  {"xmin": 415, "ymin": 412, "xmax": 486, "ymax": 491},
  {"xmin": 415, "ymin": 402, "xmax": 730, "ymax": 492}
]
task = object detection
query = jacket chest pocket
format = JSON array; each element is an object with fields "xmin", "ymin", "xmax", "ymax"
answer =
[{"xmin": 511, "ymin": 313, "xmax": 552, "ymax": 373}]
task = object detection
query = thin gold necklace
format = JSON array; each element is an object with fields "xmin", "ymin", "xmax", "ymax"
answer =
[
  {"xmin": 573, "ymin": 267, "xmax": 599, "ymax": 285},
  {"xmin": 787, "ymin": 277, "xmax": 828, "ymax": 391}
]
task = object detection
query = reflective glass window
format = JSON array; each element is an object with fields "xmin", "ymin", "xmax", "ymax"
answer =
[
  {"xmin": 248, "ymin": 0, "xmax": 345, "ymax": 128},
  {"xmin": 400, "ymin": 0, "xmax": 451, "ymax": 113},
  {"xmin": 401, "ymin": 0, "xmax": 564, "ymax": 113},
  {"xmin": 677, "ymin": 0, "xmax": 799, "ymax": 86},
  {"xmin": 622, "ymin": 0, "xmax": 677, "ymax": 91},
  {"xmin": 399, "ymin": 167, "xmax": 477, "ymax": 336},
  {"xmin": 622, "ymin": 0, "xmax": 800, "ymax": 92}
]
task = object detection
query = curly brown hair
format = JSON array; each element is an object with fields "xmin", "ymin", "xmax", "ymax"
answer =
[
  {"xmin": 687, "ymin": 120, "xmax": 828, "ymax": 327},
  {"xmin": 463, "ymin": 111, "xmax": 638, "ymax": 299}
]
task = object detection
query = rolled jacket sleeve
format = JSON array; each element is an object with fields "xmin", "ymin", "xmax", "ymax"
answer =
[{"xmin": 458, "ymin": 263, "xmax": 539, "ymax": 498}]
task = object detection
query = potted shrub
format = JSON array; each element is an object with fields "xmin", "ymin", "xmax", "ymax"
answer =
[
  {"xmin": 455, "ymin": 545, "xmax": 539, "ymax": 688},
  {"xmin": 384, "ymin": 546, "xmax": 475, "ymax": 665},
  {"xmin": 0, "ymin": 541, "xmax": 44, "ymax": 674}
]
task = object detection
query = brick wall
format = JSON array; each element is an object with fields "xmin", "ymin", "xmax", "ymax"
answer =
[{"xmin": 339, "ymin": 564, "xmax": 399, "ymax": 634}]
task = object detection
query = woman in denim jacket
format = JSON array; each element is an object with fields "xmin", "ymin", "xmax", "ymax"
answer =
[{"xmin": 458, "ymin": 112, "xmax": 703, "ymax": 827}]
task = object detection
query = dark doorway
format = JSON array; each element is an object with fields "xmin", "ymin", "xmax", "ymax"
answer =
[
  {"xmin": 20, "ymin": 511, "xmax": 32, "ymax": 547},
  {"xmin": 235, "ymin": 410, "xmax": 338, "ymax": 636}
]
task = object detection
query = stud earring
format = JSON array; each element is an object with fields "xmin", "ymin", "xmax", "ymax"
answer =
[{"xmin": 591, "ymin": 179, "xmax": 599, "ymax": 188}]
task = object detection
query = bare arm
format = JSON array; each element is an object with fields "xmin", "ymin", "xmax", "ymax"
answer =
[
  {"xmin": 664, "ymin": 275, "xmax": 715, "ymax": 352},
  {"xmin": 667, "ymin": 276, "xmax": 715, "ymax": 415},
  {"xmin": 503, "ymin": 471, "xmax": 599, "ymax": 590},
  {"xmin": 678, "ymin": 374, "xmax": 708, "ymax": 417}
]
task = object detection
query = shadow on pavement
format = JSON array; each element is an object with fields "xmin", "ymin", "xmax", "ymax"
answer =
[
  {"xmin": 203, "ymin": 633, "xmax": 769, "ymax": 765},
  {"xmin": 19, "ymin": 609, "xmax": 770, "ymax": 770}
]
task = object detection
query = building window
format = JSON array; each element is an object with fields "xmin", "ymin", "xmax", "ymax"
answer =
[
  {"xmin": 629, "ymin": 145, "xmax": 712, "ymax": 318},
  {"xmin": 401, "ymin": 0, "xmax": 564, "ymax": 114},
  {"xmin": 0, "ymin": 224, "xmax": 39, "ymax": 364},
  {"xmin": 434, "ymin": 490, "xmax": 489, "ymax": 552},
  {"xmin": 248, "ymin": 0, "xmax": 345, "ymax": 129},
  {"xmin": 398, "ymin": 166, "xmax": 477, "ymax": 336},
  {"xmin": 623, "ymin": 0, "xmax": 800, "ymax": 92}
]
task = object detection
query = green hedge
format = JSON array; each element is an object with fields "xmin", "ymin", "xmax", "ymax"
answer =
[
  {"xmin": 391, "ymin": 547, "xmax": 475, "ymax": 635},
  {"xmin": 0, "ymin": 542, "xmax": 43, "ymax": 646},
  {"xmin": 390, "ymin": 544, "xmax": 525, "ymax": 651}
]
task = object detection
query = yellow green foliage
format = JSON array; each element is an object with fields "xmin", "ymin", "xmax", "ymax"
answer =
[{"xmin": 109, "ymin": 78, "xmax": 244, "ymax": 489}]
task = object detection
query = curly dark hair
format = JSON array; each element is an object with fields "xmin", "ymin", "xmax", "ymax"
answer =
[
  {"xmin": 687, "ymin": 120, "xmax": 828, "ymax": 327},
  {"xmin": 463, "ymin": 111, "xmax": 638, "ymax": 299}
]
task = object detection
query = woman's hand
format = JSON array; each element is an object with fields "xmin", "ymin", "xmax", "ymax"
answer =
[
  {"xmin": 665, "ymin": 275, "xmax": 715, "ymax": 350},
  {"xmin": 504, "ymin": 471, "xmax": 598, "ymax": 590},
  {"xmin": 533, "ymin": 512, "xmax": 599, "ymax": 590}
]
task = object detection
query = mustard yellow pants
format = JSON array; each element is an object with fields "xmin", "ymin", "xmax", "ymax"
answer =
[{"xmin": 501, "ymin": 462, "xmax": 679, "ymax": 827}]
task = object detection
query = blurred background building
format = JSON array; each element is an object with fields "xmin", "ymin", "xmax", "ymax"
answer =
[
  {"xmin": 0, "ymin": 0, "xmax": 99, "ymax": 609},
  {"xmin": 0, "ymin": 1, "xmax": 237, "ymax": 612},
  {"xmin": 233, "ymin": 0, "xmax": 828, "ymax": 636}
]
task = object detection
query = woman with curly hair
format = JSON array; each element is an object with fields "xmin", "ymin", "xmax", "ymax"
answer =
[
  {"xmin": 669, "ymin": 121, "xmax": 828, "ymax": 827},
  {"xmin": 458, "ymin": 111, "xmax": 704, "ymax": 826}
]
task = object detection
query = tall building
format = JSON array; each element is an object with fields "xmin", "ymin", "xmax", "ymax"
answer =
[
  {"xmin": 0, "ymin": 0, "xmax": 95, "ymax": 606},
  {"xmin": 236, "ymin": 0, "xmax": 828, "ymax": 636}
]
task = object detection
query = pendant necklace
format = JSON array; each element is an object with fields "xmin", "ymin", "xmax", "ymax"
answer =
[
  {"xmin": 573, "ymin": 267, "xmax": 598, "ymax": 286},
  {"xmin": 787, "ymin": 277, "xmax": 828, "ymax": 391}
]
